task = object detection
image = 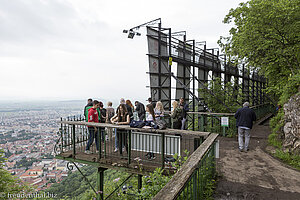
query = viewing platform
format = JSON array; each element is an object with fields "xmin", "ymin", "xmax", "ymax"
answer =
[
  {"xmin": 54, "ymin": 119, "xmax": 212, "ymax": 175},
  {"xmin": 53, "ymin": 103, "xmax": 274, "ymax": 199}
]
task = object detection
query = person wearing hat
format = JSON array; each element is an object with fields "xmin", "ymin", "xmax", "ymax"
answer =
[{"xmin": 147, "ymin": 97, "xmax": 156, "ymax": 108}]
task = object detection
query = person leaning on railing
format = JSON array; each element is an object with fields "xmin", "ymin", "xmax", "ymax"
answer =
[
  {"xmin": 85, "ymin": 100, "xmax": 100, "ymax": 154},
  {"xmin": 135, "ymin": 101, "xmax": 146, "ymax": 121},
  {"xmin": 99, "ymin": 101, "xmax": 107, "ymax": 142},
  {"xmin": 145, "ymin": 104, "xmax": 156, "ymax": 159},
  {"xmin": 83, "ymin": 98, "xmax": 93, "ymax": 120},
  {"xmin": 154, "ymin": 101, "xmax": 165, "ymax": 120},
  {"xmin": 105, "ymin": 101, "xmax": 115, "ymax": 140},
  {"xmin": 170, "ymin": 101, "xmax": 183, "ymax": 129},
  {"xmin": 179, "ymin": 97, "xmax": 189, "ymax": 130},
  {"xmin": 111, "ymin": 104, "xmax": 130, "ymax": 153},
  {"xmin": 126, "ymin": 99, "xmax": 134, "ymax": 122}
]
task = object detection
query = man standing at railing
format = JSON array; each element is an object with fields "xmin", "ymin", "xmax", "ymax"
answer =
[
  {"xmin": 135, "ymin": 101, "xmax": 146, "ymax": 121},
  {"xmin": 83, "ymin": 98, "xmax": 93, "ymax": 120},
  {"xmin": 85, "ymin": 100, "xmax": 100, "ymax": 154},
  {"xmin": 235, "ymin": 102, "xmax": 257, "ymax": 152},
  {"xmin": 179, "ymin": 97, "xmax": 189, "ymax": 130}
]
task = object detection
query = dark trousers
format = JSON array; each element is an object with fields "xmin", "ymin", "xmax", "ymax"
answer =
[
  {"xmin": 86, "ymin": 127, "xmax": 99, "ymax": 151},
  {"xmin": 100, "ymin": 127, "xmax": 105, "ymax": 142},
  {"xmin": 117, "ymin": 130, "xmax": 128, "ymax": 154}
]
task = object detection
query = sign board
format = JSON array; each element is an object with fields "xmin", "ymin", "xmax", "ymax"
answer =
[
  {"xmin": 221, "ymin": 117, "xmax": 229, "ymax": 127},
  {"xmin": 169, "ymin": 57, "xmax": 172, "ymax": 66}
]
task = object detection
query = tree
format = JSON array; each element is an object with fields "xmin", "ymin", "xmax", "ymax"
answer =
[
  {"xmin": 0, "ymin": 149, "xmax": 32, "ymax": 198},
  {"xmin": 219, "ymin": 0, "xmax": 300, "ymax": 103}
]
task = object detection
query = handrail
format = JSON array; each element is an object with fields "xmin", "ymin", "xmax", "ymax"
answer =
[
  {"xmin": 57, "ymin": 121, "xmax": 209, "ymax": 137},
  {"xmin": 153, "ymin": 133, "xmax": 218, "ymax": 200},
  {"xmin": 186, "ymin": 112, "xmax": 234, "ymax": 116}
]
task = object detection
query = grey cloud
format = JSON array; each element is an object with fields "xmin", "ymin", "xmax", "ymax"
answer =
[{"xmin": 0, "ymin": 0, "xmax": 110, "ymax": 52}]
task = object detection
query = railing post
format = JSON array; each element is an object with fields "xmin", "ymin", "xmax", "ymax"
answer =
[
  {"xmin": 138, "ymin": 174, "xmax": 142, "ymax": 193},
  {"xmin": 161, "ymin": 132, "xmax": 165, "ymax": 169},
  {"xmin": 193, "ymin": 171, "xmax": 197, "ymax": 200},
  {"xmin": 98, "ymin": 128, "xmax": 101, "ymax": 159},
  {"xmin": 194, "ymin": 136, "xmax": 203, "ymax": 151},
  {"xmin": 72, "ymin": 124, "xmax": 76, "ymax": 156},
  {"xmin": 212, "ymin": 142, "xmax": 216, "ymax": 176},
  {"xmin": 97, "ymin": 167, "xmax": 105, "ymax": 200},
  {"xmin": 103, "ymin": 128, "xmax": 106, "ymax": 158},
  {"xmin": 200, "ymin": 115, "xmax": 204, "ymax": 132},
  {"xmin": 60, "ymin": 118, "xmax": 63, "ymax": 153},
  {"xmin": 128, "ymin": 130, "xmax": 131, "ymax": 165}
]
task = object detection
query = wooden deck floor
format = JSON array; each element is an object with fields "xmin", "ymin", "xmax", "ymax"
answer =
[{"xmin": 57, "ymin": 134, "xmax": 200, "ymax": 174}]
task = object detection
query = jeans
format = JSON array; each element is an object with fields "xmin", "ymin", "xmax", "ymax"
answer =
[
  {"xmin": 117, "ymin": 130, "xmax": 128, "ymax": 154},
  {"xmin": 100, "ymin": 127, "xmax": 105, "ymax": 142},
  {"xmin": 114, "ymin": 128, "xmax": 118, "ymax": 149},
  {"xmin": 181, "ymin": 118, "xmax": 186, "ymax": 130},
  {"xmin": 238, "ymin": 127, "xmax": 250, "ymax": 150},
  {"xmin": 86, "ymin": 127, "xmax": 99, "ymax": 151}
]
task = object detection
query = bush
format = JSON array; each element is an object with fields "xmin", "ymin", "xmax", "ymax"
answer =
[{"xmin": 268, "ymin": 109, "xmax": 284, "ymax": 148}]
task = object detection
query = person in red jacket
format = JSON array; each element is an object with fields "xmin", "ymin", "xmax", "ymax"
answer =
[{"xmin": 85, "ymin": 100, "xmax": 100, "ymax": 154}]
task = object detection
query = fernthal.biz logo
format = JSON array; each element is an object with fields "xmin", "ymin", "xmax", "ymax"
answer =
[{"xmin": 0, "ymin": 192, "xmax": 57, "ymax": 199}]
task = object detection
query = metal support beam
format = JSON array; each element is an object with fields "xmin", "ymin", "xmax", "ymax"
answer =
[
  {"xmin": 158, "ymin": 23, "xmax": 162, "ymax": 102},
  {"xmin": 168, "ymin": 28, "xmax": 172, "ymax": 111},
  {"xmin": 97, "ymin": 167, "xmax": 105, "ymax": 200},
  {"xmin": 138, "ymin": 174, "xmax": 143, "ymax": 192},
  {"xmin": 192, "ymin": 40, "xmax": 196, "ymax": 131}
]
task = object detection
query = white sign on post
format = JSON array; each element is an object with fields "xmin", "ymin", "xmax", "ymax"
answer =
[{"xmin": 221, "ymin": 117, "xmax": 229, "ymax": 127}]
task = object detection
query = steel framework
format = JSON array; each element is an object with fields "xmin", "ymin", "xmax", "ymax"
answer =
[{"xmin": 142, "ymin": 19, "xmax": 270, "ymax": 130}]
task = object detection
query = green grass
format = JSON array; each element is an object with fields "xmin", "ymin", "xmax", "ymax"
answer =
[
  {"xmin": 274, "ymin": 149, "xmax": 300, "ymax": 171},
  {"xmin": 268, "ymin": 111, "xmax": 300, "ymax": 171}
]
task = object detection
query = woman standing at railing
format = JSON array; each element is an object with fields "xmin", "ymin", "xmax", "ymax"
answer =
[
  {"xmin": 105, "ymin": 101, "xmax": 115, "ymax": 140},
  {"xmin": 154, "ymin": 101, "xmax": 165, "ymax": 120},
  {"xmin": 170, "ymin": 101, "xmax": 183, "ymax": 129},
  {"xmin": 146, "ymin": 104, "xmax": 156, "ymax": 122},
  {"xmin": 111, "ymin": 104, "xmax": 130, "ymax": 153},
  {"xmin": 126, "ymin": 99, "xmax": 134, "ymax": 122}
]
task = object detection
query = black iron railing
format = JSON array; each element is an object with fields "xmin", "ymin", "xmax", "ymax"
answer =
[
  {"xmin": 55, "ymin": 119, "xmax": 210, "ymax": 171},
  {"xmin": 153, "ymin": 133, "xmax": 219, "ymax": 200}
]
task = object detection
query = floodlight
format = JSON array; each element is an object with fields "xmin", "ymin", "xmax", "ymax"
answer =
[
  {"xmin": 123, "ymin": 18, "xmax": 161, "ymax": 39},
  {"xmin": 128, "ymin": 31, "xmax": 135, "ymax": 39}
]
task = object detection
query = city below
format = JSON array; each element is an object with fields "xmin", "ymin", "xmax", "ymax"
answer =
[{"xmin": 0, "ymin": 100, "xmax": 86, "ymax": 191}]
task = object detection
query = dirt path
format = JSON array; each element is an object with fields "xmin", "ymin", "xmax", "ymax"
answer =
[{"xmin": 214, "ymin": 120, "xmax": 300, "ymax": 200}]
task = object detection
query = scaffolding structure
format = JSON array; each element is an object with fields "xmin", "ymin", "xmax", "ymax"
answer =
[{"xmin": 142, "ymin": 19, "xmax": 269, "ymax": 130}]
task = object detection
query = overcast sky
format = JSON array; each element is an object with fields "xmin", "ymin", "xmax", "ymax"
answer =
[{"xmin": 0, "ymin": 0, "xmax": 244, "ymax": 102}]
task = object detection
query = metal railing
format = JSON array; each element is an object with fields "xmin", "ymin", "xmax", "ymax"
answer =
[
  {"xmin": 183, "ymin": 103, "xmax": 275, "ymax": 136},
  {"xmin": 153, "ymin": 133, "xmax": 219, "ymax": 200},
  {"xmin": 55, "ymin": 119, "xmax": 210, "ymax": 171}
]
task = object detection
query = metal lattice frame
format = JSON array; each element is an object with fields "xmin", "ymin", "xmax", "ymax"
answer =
[{"xmin": 144, "ymin": 20, "xmax": 270, "ymax": 130}]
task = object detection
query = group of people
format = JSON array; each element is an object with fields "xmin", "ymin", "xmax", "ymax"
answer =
[
  {"xmin": 84, "ymin": 96, "xmax": 258, "ymax": 155},
  {"xmin": 83, "ymin": 97, "xmax": 189, "ymax": 154}
]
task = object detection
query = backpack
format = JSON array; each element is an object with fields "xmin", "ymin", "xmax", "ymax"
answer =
[
  {"xmin": 130, "ymin": 120, "xmax": 145, "ymax": 128},
  {"xmin": 155, "ymin": 119, "xmax": 167, "ymax": 130}
]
